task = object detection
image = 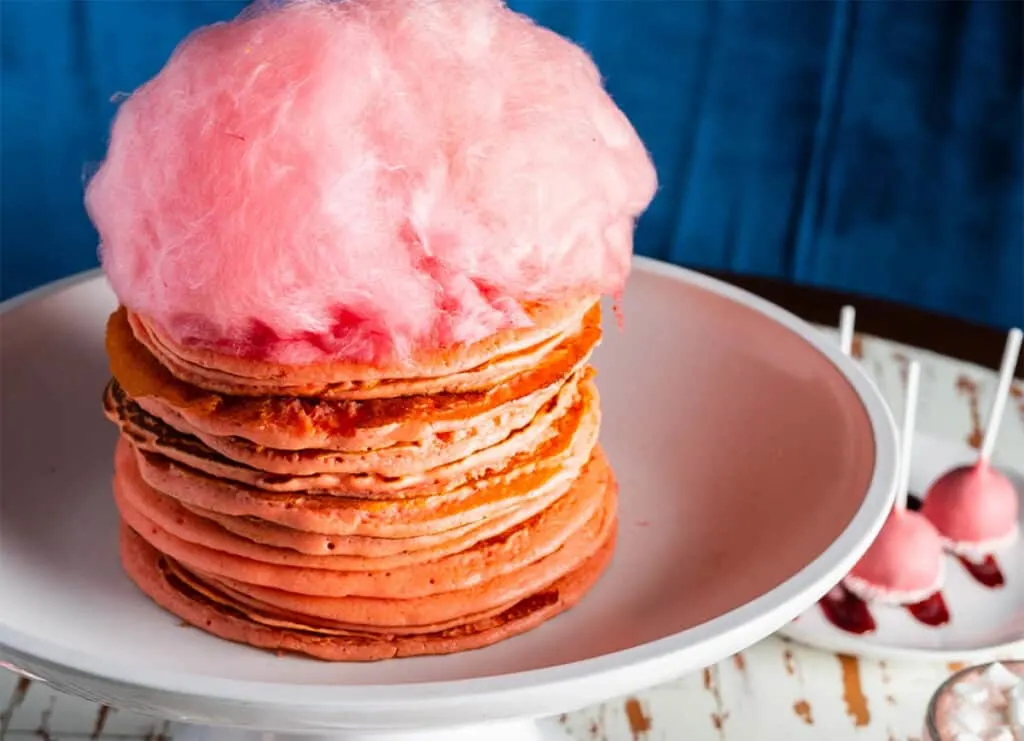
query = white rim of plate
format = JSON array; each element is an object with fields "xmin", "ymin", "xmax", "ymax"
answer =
[
  {"xmin": 781, "ymin": 623, "xmax": 1024, "ymax": 664},
  {"xmin": 0, "ymin": 257, "xmax": 899, "ymax": 709}
]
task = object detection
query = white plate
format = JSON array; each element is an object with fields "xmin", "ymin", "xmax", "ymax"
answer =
[
  {"xmin": 0, "ymin": 259, "xmax": 899, "ymax": 740},
  {"xmin": 781, "ymin": 434, "xmax": 1024, "ymax": 663}
]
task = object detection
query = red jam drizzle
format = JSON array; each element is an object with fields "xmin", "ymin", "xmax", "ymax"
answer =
[
  {"xmin": 905, "ymin": 591, "xmax": 950, "ymax": 627},
  {"xmin": 819, "ymin": 584, "xmax": 952, "ymax": 634},
  {"xmin": 957, "ymin": 554, "xmax": 1005, "ymax": 588},
  {"xmin": 818, "ymin": 586, "xmax": 876, "ymax": 635}
]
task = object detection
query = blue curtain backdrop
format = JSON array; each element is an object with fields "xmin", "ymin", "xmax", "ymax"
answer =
[{"xmin": 2, "ymin": 0, "xmax": 1021, "ymax": 329}]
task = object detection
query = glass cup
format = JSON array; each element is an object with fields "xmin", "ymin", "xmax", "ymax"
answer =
[{"xmin": 923, "ymin": 660, "xmax": 1023, "ymax": 741}]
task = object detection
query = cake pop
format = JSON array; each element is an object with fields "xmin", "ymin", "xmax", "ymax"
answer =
[
  {"xmin": 845, "ymin": 362, "xmax": 947, "ymax": 604},
  {"xmin": 922, "ymin": 328, "xmax": 1022, "ymax": 557}
]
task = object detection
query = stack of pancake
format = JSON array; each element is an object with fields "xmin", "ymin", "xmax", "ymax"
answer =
[{"xmin": 102, "ymin": 297, "xmax": 617, "ymax": 660}]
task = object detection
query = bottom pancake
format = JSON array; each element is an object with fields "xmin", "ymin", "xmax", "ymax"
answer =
[{"xmin": 120, "ymin": 518, "xmax": 617, "ymax": 661}]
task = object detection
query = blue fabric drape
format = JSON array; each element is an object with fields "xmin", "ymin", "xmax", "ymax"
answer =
[{"xmin": 2, "ymin": 0, "xmax": 1021, "ymax": 328}]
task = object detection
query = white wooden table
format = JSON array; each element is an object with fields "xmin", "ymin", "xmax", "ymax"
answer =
[{"xmin": 2, "ymin": 328, "xmax": 1022, "ymax": 741}]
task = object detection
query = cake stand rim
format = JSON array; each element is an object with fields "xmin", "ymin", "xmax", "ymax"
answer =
[{"xmin": 0, "ymin": 258, "xmax": 899, "ymax": 720}]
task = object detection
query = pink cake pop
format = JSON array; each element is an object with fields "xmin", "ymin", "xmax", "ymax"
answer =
[
  {"xmin": 845, "ymin": 362, "xmax": 946, "ymax": 604},
  {"xmin": 922, "ymin": 328, "xmax": 1022, "ymax": 557}
]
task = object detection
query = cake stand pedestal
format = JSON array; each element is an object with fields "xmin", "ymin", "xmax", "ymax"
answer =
[{"xmin": 171, "ymin": 719, "xmax": 567, "ymax": 741}]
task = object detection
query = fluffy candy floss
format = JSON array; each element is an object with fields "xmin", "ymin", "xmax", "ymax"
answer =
[
  {"xmin": 843, "ymin": 509, "xmax": 945, "ymax": 605},
  {"xmin": 85, "ymin": 0, "xmax": 657, "ymax": 365},
  {"xmin": 921, "ymin": 463, "xmax": 1020, "ymax": 556}
]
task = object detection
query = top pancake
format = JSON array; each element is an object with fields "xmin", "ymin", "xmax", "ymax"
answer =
[
  {"xmin": 107, "ymin": 305, "xmax": 601, "ymax": 452},
  {"xmin": 128, "ymin": 296, "xmax": 599, "ymax": 398}
]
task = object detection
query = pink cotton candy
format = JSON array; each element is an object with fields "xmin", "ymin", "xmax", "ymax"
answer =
[{"xmin": 85, "ymin": 0, "xmax": 657, "ymax": 364}]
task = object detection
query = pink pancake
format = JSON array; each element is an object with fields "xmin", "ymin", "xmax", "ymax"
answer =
[
  {"xmin": 844, "ymin": 509, "xmax": 945, "ymax": 605},
  {"xmin": 133, "ymin": 370, "xmax": 582, "ymax": 477},
  {"xmin": 127, "ymin": 297, "xmax": 598, "ymax": 396},
  {"xmin": 107, "ymin": 305, "xmax": 600, "ymax": 456},
  {"xmin": 105, "ymin": 282, "xmax": 615, "ymax": 659},
  {"xmin": 129, "ymin": 299, "xmax": 597, "ymax": 399},
  {"xmin": 106, "ymin": 373, "xmax": 596, "ymax": 498},
  {"xmin": 122, "ymin": 382, "xmax": 599, "ymax": 539},
  {"xmin": 133, "ymin": 366, "xmax": 569, "ymax": 453},
  {"xmin": 119, "ymin": 518, "xmax": 617, "ymax": 660},
  {"xmin": 114, "ymin": 447, "xmax": 582, "ymax": 561},
  {"xmin": 117, "ymin": 370, "xmax": 589, "ymax": 481},
  {"xmin": 921, "ymin": 462, "xmax": 1020, "ymax": 555},
  {"xmin": 126, "ymin": 414, "xmax": 594, "ymax": 539},
  {"xmin": 117, "ymin": 451, "xmax": 609, "ymax": 598},
  {"xmin": 181, "ymin": 475, "xmax": 615, "ymax": 627},
  {"xmin": 185, "ymin": 482, "xmax": 575, "ymax": 558},
  {"xmin": 169, "ymin": 558, "xmax": 535, "ymax": 636}
]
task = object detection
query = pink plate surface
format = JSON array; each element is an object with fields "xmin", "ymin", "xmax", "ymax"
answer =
[{"xmin": 0, "ymin": 259, "xmax": 897, "ymax": 731}]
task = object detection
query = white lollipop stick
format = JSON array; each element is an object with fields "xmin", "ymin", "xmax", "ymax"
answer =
[
  {"xmin": 894, "ymin": 361, "xmax": 921, "ymax": 512},
  {"xmin": 978, "ymin": 327, "xmax": 1023, "ymax": 464},
  {"xmin": 838, "ymin": 305, "xmax": 856, "ymax": 357}
]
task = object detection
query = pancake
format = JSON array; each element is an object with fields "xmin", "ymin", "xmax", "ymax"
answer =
[
  {"xmin": 130, "ymin": 370, "xmax": 581, "ymax": 478},
  {"xmin": 147, "ymin": 370, "xmax": 584, "ymax": 478},
  {"xmin": 120, "ymin": 517, "xmax": 617, "ymax": 660},
  {"xmin": 164, "ymin": 556, "xmax": 536, "ymax": 636},
  {"xmin": 121, "ymin": 382, "xmax": 597, "ymax": 537},
  {"xmin": 105, "ymin": 370, "xmax": 599, "ymax": 496},
  {"xmin": 135, "ymin": 366, "xmax": 565, "ymax": 455},
  {"xmin": 105, "ymin": 274, "xmax": 614, "ymax": 661},
  {"xmin": 107, "ymin": 304, "xmax": 601, "ymax": 452},
  {"xmin": 117, "ymin": 450, "xmax": 610, "ymax": 598},
  {"xmin": 127, "ymin": 296, "xmax": 599, "ymax": 398},
  {"xmin": 186, "ymin": 488, "xmax": 564, "ymax": 558},
  {"xmin": 183, "ymin": 477, "xmax": 614, "ymax": 627},
  {"xmin": 114, "ymin": 445, "xmax": 582, "ymax": 563}
]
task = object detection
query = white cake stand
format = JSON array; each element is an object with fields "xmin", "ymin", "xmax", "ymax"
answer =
[{"xmin": 0, "ymin": 259, "xmax": 898, "ymax": 741}]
